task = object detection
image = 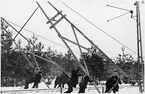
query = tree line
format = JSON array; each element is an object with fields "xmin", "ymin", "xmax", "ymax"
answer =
[{"xmin": 1, "ymin": 20, "xmax": 140, "ymax": 86}]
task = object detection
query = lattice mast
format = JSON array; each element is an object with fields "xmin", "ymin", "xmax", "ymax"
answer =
[{"xmin": 135, "ymin": 1, "xmax": 144, "ymax": 93}]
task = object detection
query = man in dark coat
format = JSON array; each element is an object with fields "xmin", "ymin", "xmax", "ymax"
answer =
[
  {"xmin": 64, "ymin": 68, "xmax": 80, "ymax": 93},
  {"xmin": 32, "ymin": 71, "xmax": 42, "ymax": 88},
  {"xmin": 70, "ymin": 68, "xmax": 80, "ymax": 88},
  {"xmin": 54, "ymin": 73, "xmax": 69, "ymax": 88},
  {"xmin": 54, "ymin": 76, "xmax": 62, "ymax": 88},
  {"xmin": 78, "ymin": 75, "xmax": 91, "ymax": 93},
  {"xmin": 24, "ymin": 68, "xmax": 35, "ymax": 89},
  {"xmin": 105, "ymin": 75, "xmax": 122, "ymax": 93}
]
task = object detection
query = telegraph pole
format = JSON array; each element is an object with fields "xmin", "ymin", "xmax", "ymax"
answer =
[{"xmin": 135, "ymin": 1, "xmax": 144, "ymax": 93}]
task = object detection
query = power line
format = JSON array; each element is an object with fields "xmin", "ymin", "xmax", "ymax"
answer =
[{"xmin": 61, "ymin": 1, "xmax": 137, "ymax": 55}]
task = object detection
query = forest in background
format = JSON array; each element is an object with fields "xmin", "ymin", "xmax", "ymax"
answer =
[{"xmin": 1, "ymin": 20, "xmax": 141, "ymax": 87}]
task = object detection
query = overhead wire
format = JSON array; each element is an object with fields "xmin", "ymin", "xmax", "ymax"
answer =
[{"xmin": 61, "ymin": 1, "xmax": 137, "ymax": 55}]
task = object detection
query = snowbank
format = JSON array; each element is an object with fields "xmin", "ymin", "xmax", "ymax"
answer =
[{"xmin": 0, "ymin": 83, "xmax": 142, "ymax": 94}]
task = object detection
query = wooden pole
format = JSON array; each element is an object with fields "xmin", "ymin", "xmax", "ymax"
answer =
[
  {"xmin": 13, "ymin": 7, "xmax": 38, "ymax": 40},
  {"xmin": 14, "ymin": 41, "xmax": 34, "ymax": 68},
  {"xmin": 71, "ymin": 25, "xmax": 90, "ymax": 76},
  {"xmin": 27, "ymin": 41, "xmax": 39, "ymax": 69},
  {"xmin": 61, "ymin": 36, "xmax": 103, "ymax": 58},
  {"xmin": 2, "ymin": 18, "xmax": 30, "ymax": 43}
]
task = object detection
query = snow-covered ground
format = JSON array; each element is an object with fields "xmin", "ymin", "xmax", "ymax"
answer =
[{"xmin": 0, "ymin": 82, "xmax": 143, "ymax": 94}]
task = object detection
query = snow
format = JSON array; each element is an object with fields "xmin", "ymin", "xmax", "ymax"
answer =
[{"xmin": 0, "ymin": 83, "xmax": 143, "ymax": 94}]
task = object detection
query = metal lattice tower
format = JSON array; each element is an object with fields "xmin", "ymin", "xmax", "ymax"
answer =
[{"xmin": 135, "ymin": 1, "xmax": 144, "ymax": 93}]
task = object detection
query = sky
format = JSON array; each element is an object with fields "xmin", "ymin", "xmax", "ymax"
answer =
[{"xmin": 0, "ymin": 0, "xmax": 144, "ymax": 59}]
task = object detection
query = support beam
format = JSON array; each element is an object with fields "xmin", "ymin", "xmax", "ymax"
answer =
[
  {"xmin": 61, "ymin": 34, "xmax": 104, "ymax": 58},
  {"xmin": 13, "ymin": 7, "xmax": 38, "ymax": 40},
  {"xmin": 27, "ymin": 42, "xmax": 39, "ymax": 69},
  {"xmin": 62, "ymin": 36, "xmax": 87, "ymax": 50},
  {"xmin": 28, "ymin": 51, "xmax": 70, "ymax": 78},
  {"xmin": 14, "ymin": 41, "xmax": 34, "ymax": 68},
  {"xmin": 71, "ymin": 25, "xmax": 90, "ymax": 76},
  {"xmin": 71, "ymin": 25, "xmax": 101, "ymax": 92},
  {"xmin": 2, "ymin": 18, "xmax": 30, "ymax": 42},
  {"xmin": 45, "ymin": 54, "xmax": 70, "ymax": 78}
]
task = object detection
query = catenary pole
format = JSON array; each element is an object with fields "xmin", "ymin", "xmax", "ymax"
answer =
[{"xmin": 135, "ymin": 1, "xmax": 144, "ymax": 93}]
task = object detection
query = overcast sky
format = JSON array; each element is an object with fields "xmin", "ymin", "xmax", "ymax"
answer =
[{"xmin": 0, "ymin": 0, "xmax": 144, "ymax": 59}]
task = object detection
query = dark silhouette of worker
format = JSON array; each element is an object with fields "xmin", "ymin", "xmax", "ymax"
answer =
[
  {"xmin": 24, "ymin": 68, "xmax": 35, "ymax": 89},
  {"xmin": 54, "ymin": 76, "xmax": 62, "ymax": 88},
  {"xmin": 64, "ymin": 68, "xmax": 80, "ymax": 93},
  {"xmin": 32, "ymin": 70, "xmax": 42, "ymax": 88},
  {"xmin": 78, "ymin": 75, "xmax": 91, "ymax": 93},
  {"xmin": 105, "ymin": 75, "xmax": 122, "ymax": 93},
  {"xmin": 70, "ymin": 68, "xmax": 80, "ymax": 88},
  {"xmin": 54, "ymin": 72, "xmax": 69, "ymax": 88}
]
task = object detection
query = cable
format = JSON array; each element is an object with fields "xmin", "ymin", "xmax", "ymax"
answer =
[{"xmin": 61, "ymin": 1, "xmax": 137, "ymax": 55}]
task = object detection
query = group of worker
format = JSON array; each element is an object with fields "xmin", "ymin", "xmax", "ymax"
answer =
[
  {"xmin": 24, "ymin": 67, "xmax": 121, "ymax": 93},
  {"xmin": 24, "ymin": 68, "xmax": 42, "ymax": 89}
]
